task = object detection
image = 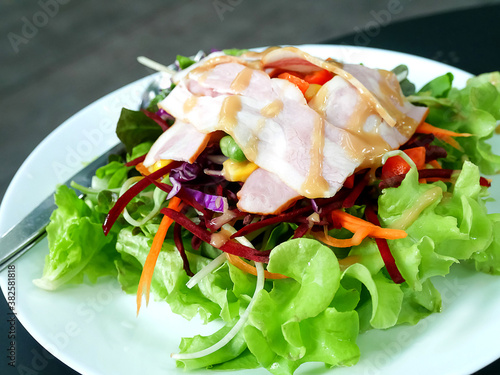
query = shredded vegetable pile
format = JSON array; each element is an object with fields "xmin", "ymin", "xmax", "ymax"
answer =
[{"xmin": 35, "ymin": 47, "xmax": 500, "ymax": 374}]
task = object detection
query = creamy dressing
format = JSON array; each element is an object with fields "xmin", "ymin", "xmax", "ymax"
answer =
[
  {"xmin": 219, "ymin": 95, "xmax": 242, "ymax": 133},
  {"xmin": 389, "ymin": 186, "xmax": 442, "ymax": 230},
  {"xmin": 210, "ymin": 228, "xmax": 232, "ymax": 248},
  {"xmin": 260, "ymin": 100, "xmax": 283, "ymax": 118},
  {"xmin": 183, "ymin": 96, "xmax": 198, "ymax": 113},
  {"xmin": 301, "ymin": 116, "xmax": 329, "ymax": 198},
  {"xmin": 243, "ymin": 118, "xmax": 266, "ymax": 161},
  {"xmin": 230, "ymin": 67, "xmax": 254, "ymax": 93}
]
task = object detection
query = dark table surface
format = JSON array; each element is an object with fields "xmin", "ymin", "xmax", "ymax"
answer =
[{"xmin": 1, "ymin": 4, "xmax": 500, "ymax": 375}]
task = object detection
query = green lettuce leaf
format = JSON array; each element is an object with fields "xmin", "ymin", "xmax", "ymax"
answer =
[
  {"xmin": 176, "ymin": 55, "xmax": 196, "ymax": 69},
  {"xmin": 418, "ymin": 72, "xmax": 454, "ymax": 98},
  {"xmin": 411, "ymin": 72, "xmax": 500, "ymax": 174},
  {"xmin": 377, "ymin": 162, "xmax": 498, "ymax": 296},
  {"xmin": 176, "ymin": 322, "xmax": 248, "ymax": 370},
  {"xmin": 33, "ymin": 185, "xmax": 117, "ymax": 290},
  {"xmin": 243, "ymin": 238, "xmax": 359, "ymax": 374},
  {"xmin": 116, "ymin": 227, "xmax": 240, "ymax": 323},
  {"xmin": 472, "ymin": 215, "xmax": 500, "ymax": 275},
  {"xmin": 116, "ymin": 108, "xmax": 163, "ymax": 154},
  {"xmin": 343, "ymin": 264, "xmax": 403, "ymax": 330},
  {"xmin": 223, "ymin": 48, "xmax": 250, "ymax": 56}
]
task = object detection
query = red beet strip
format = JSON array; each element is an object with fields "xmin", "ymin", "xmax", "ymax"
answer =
[
  {"xmin": 379, "ymin": 168, "xmax": 454, "ymax": 189},
  {"xmin": 424, "ymin": 145, "xmax": 447, "ymax": 163},
  {"xmin": 161, "ymin": 208, "xmax": 270, "ymax": 263},
  {"xmin": 147, "ymin": 178, "xmax": 209, "ymax": 216},
  {"xmin": 174, "ymin": 222, "xmax": 194, "ymax": 276},
  {"xmin": 292, "ymin": 223, "xmax": 311, "ymax": 239},
  {"xmin": 230, "ymin": 205, "xmax": 313, "ymax": 239},
  {"xmin": 141, "ymin": 109, "xmax": 169, "ymax": 132},
  {"xmin": 124, "ymin": 154, "xmax": 146, "ymax": 167},
  {"xmin": 480, "ymin": 177, "xmax": 491, "ymax": 187},
  {"xmin": 343, "ymin": 172, "xmax": 369, "ymax": 208},
  {"xmin": 102, "ymin": 161, "xmax": 182, "ymax": 235},
  {"xmin": 365, "ymin": 205, "xmax": 405, "ymax": 284}
]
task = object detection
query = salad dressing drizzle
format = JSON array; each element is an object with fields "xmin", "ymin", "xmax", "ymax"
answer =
[
  {"xmin": 242, "ymin": 118, "xmax": 266, "ymax": 161},
  {"xmin": 389, "ymin": 186, "xmax": 442, "ymax": 230},
  {"xmin": 301, "ymin": 115, "xmax": 329, "ymax": 198},
  {"xmin": 210, "ymin": 228, "xmax": 232, "ymax": 248},
  {"xmin": 230, "ymin": 67, "xmax": 254, "ymax": 93},
  {"xmin": 189, "ymin": 55, "xmax": 242, "ymax": 77},
  {"xmin": 183, "ymin": 96, "xmax": 198, "ymax": 113},
  {"xmin": 260, "ymin": 100, "xmax": 283, "ymax": 118},
  {"xmin": 334, "ymin": 70, "xmax": 419, "ymax": 169},
  {"xmin": 219, "ymin": 95, "xmax": 242, "ymax": 133}
]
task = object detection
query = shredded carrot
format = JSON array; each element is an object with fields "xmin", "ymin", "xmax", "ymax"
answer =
[
  {"xmin": 135, "ymin": 162, "xmax": 151, "ymax": 176},
  {"xmin": 136, "ymin": 197, "xmax": 183, "ymax": 315},
  {"xmin": 428, "ymin": 159, "xmax": 442, "ymax": 169},
  {"xmin": 416, "ymin": 122, "xmax": 471, "ymax": 138},
  {"xmin": 314, "ymin": 227, "xmax": 372, "ymax": 248},
  {"xmin": 416, "ymin": 122, "xmax": 471, "ymax": 150},
  {"xmin": 225, "ymin": 253, "xmax": 287, "ymax": 279},
  {"xmin": 314, "ymin": 210, "xmax": 407, "ymax": 248},
  {"xmin": 440, "ymin": 135, "xmax": 463, "ymax": 150}
]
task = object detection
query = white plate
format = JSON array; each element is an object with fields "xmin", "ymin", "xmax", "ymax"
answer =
[{"xmin": 1, "ymin": 45, "xmax": 500, "ymax": 375}]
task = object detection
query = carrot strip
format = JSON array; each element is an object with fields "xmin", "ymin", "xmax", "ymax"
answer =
[
  {"xmin": 416, "ymin": 122, "xmax": 471, "ymax": 138},
  {"xmin": 135, "ymin": 162, "xmax": 151, "ymax": 176},
  {"xmin": 136, "ymin": 197, "xmax": 183, "ymax": 315},
  {"xmin": 416, "ymin": 122, "xmax": 471, "ymax": 150},
  {"xmin": 332, "ymin": 210, "xmax": 407, "ymax": 240},
  {"xmin": 428, "ymin": 159, "xmax": 442, "ymax": 169},
  {"xmin": 225, "ymin": 253, "xmax": 287, "ymax": 279},
  {"xmin": 440, "ymin": 135, "xmax": 463, "ymax": 150},
  {"xmin": 314, "ymin": 227, "xmax": 372, "ymax": 248}
]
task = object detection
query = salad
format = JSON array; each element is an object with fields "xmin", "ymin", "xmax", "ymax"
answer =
[{"xmin": 34, "ymin": 46, "xmax": 500, "ymax": 374}]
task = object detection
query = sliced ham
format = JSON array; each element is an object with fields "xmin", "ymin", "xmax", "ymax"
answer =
[
  {"xmin": 143, "ymin": 119, "xmax": 210, "ymax": 167},
  {"xmin": 160, "ymin": 64, "xmax": 360, "ymax": 199},
  {"xmin": 308, "ymin": 66, "xmax": 428, "ymax": 167},
  {"xmin": 145, "ymin": 47, "xmax": 428, "ymax": 214},
  {"xmin": 237, "ymin": 168, "xmax": 300, "ymax": 215}
]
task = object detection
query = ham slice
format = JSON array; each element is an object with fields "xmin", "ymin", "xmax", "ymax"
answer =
[
  {"xmin": 160, "ymin": 65, "xmax": 360, "ymax": 199},
  {"xmin": 145, "ymin": 47, "xmax": 429, "ymax": 214},
  {"xmin": 237, "ymin": 168, "xmax": 300, "ymax": 215},
  {"xmin": 143, "ymin": 119, "xmax": 210, "ymax": 167}
]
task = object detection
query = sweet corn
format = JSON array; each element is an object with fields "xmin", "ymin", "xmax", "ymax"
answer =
[
  {"xmin": 304, "ymin": 83, "xmax": 322, "ymax": 102},
  {"xmin": 222, "ymin": 159, "xmax": 258, "ymax": 182},
  {"xmin": 149, "ymin": 159, "xmax": 172, "ymax": 173}
]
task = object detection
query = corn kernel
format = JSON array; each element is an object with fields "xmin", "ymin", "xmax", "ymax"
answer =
[
  {"xmin": 222, "ymin": 159, "xmax": 258, "ymax": 182},
  {"xmin": 149, "ymin": 159, "xmax": 172, "ymax": 173},
  {"xmin": 304, "ymin": 83, "xmax": 322, "ymax": 101}
]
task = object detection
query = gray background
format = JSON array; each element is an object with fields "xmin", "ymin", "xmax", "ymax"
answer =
[{"xmin": 1, "ymin": 0, "xmax": 499, "ymax": 201}]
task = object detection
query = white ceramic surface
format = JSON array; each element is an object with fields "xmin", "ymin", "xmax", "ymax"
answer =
[{"xmin": 1, "ymin": 45, "xmax": 499, "ymax": 375}]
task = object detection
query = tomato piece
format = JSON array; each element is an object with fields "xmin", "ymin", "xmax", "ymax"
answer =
[
  {"xmin": 277, "ymin": 72, "xmax": 310, "ymax": 94},
  {"xmin": 381, "ymin": 147, "xmax": 426, "ymax": 180},
  {"xmin": 304, "ymin": 69, "xmax": 334, "ymax": 85}
]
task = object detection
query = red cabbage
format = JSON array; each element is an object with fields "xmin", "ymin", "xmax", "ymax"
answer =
[{"xmin": 184, "ymin": 188, "xmax": 226, "ymax": 213}]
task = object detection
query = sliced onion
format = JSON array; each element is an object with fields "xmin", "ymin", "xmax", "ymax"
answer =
[{"xmin": 173, "ymin": 260, "xmax": 264, "ymax": 360}]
